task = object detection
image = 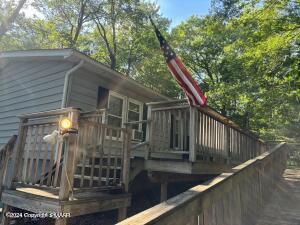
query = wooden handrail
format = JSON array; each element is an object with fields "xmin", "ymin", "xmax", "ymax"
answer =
[
  {"xmin": 0, "ymin": 135, "xmax": 17, "ymax": 157},
  {"xmin": 18, "ymin": 107, "xmax": 80, "ymax": 119},
  {"xmin": 117, "ymin": 143, "xmax": 287, "ymax": 225},
  {"xmin": 80, "ymin": 108, "xmax": 106, "ymax": 115},
  {"xmin": 123, "ymin": 120, "xmax": 150, "ymax": 126},
  {"xmin": 0, "ymin": 135, "xmax": 17, "ymax": 196}
]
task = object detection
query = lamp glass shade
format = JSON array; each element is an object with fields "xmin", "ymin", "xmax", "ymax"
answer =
[{"xmin": 60, "ymin": 118, "xmax": 72, "ymax": 130}]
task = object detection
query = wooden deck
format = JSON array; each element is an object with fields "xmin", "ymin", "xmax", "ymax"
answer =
[
  {"xmin": 256, "ymin": 169, "xmax": 300, "ymax": 225},
  {"xmin": 2, "ymin": 187, "xmax": 130, "ymax": 217},
  {"xmin": 0, "ymin": 102, "xmax": 270, "ymax": 224}
]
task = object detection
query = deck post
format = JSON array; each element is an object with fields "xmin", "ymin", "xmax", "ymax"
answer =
[
  {"xmin": 118, "ymin": 200, "xmax": 128, "ymax": 222},
  {"xmin": 189, "ymin": 107, "xmax": 196, "ymax": 162},
  {"xmin": 10, "ymin": 118, "xmax": 28, "ymax": 187},
  {"xmin": 160, "ymin": 180, "xmax": 168, "ymax": 202},
  {"xmin": 122, "ymin": 126, "xmax": 131, "ymax": 192},
  {"xmin": 59, "ymin": 109, "xmax": 80, "ymax": 201},
  {"xmin": 145, "ymin": 105, "xmax": 152, "ymax": 160}
]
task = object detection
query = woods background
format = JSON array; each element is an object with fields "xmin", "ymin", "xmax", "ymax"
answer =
[{"xmin": 0, "ymin": 0, "xmax": 299, "ymax": 142}]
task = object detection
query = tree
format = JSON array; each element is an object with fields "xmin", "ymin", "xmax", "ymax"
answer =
[
  {"xmin": 0, "ymin": 0, "xmax": 27, "ymax": 36},
  {"xmin": 171, "ymin": 0, "xmax": 299, "ymax": 139},
  {"xmin": 33, "ymin": 0, "xmax": 94, "ymax": 48}
]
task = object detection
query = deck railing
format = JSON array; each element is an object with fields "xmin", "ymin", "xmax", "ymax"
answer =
[
  {"xmin": 11, "ymin": 108, "xmax": 75, "ymax": 189},
  {"xmin": 75, "ymin": 111, "xmax": 131, "ymax": 191},
  {"xmin": 146, "ymin": 100, "xmax": 266, "ymax": 164},
  {"xmin": 10, "ymin": 108, "xmax": 131, "ymax": 200}
]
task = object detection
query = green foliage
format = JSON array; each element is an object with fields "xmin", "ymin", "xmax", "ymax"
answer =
[
  {"xmin": 0, "ymin": 0, "xmax": 298, "ymax": 140},
  {"xmin": 171, "ymin": 0, "xmax": 299, "ymax": 140}
]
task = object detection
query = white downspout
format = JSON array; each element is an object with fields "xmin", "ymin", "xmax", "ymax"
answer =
[{"xmin": 61, "ymin": 60, "xmax": 84, "ymax": 108}]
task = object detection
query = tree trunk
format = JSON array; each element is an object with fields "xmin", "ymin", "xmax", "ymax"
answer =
[{"xmin": 0, "ymin": 0, "xmax": 27, "ymax": 36}]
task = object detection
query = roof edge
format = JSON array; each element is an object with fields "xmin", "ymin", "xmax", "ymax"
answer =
[{"xmin": 0, "ymin": 48, "xmax": 171, "ymax": 101}]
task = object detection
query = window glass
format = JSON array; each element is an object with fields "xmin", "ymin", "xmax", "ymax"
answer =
[
  {"xmin": 107, "ymin": 116, "xmax": 122, "ymax": 128},
  {"xmin": 129, "ymin": 102, "xmax": 140, "ymax": 112},
  {"xmin": 108, "ymin": 96, "xmax": 123, "ymax": 117},
  {"xmin": 128, "ymin": 101, "xmax": 141, "ymax": 130}
]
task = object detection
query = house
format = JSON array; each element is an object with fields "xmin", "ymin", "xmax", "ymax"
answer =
[
  {"xmin": 0, "ymin": 49, "xmax": 170, "ymax": 149},
  {"xmin": 0, "ymin": 49, "xmax": 266, "ymax": 224}
]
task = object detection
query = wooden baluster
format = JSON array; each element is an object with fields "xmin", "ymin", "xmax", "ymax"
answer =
[
  {"xmin": 166, "ymin": 110, "xmax": 172, "ymax": 149},
  {"xmin": 152, "ymin": 111, "xmax": 157, "ymax": 152},
  {"xmin": 40, "ymin": 125, "xmax": 49, "ymax": 185},
  {"xmin": 203, "ymin": 114, "xmax": 207, "ymax": 160},
  {"xmin": 106, "ymin": 128, "xmax": 113, "ymax": 186},
  {"xmin": 113, "ymin": 129, "xmax": 121, "ymax": 185},
  {"xmin": 201, "ymin": 112, "xmax": 205, "ymax": 156},
  {"xmin": 172, "ymin": 110, "xmax": 176, "ymax": 150},
  {"xmin": 208, "ymin": 117, "xmax": 211, "ymax": 157},
  {"xmin": 182, "ymin": 109, "xmax": 186, "ymax": 151},
  {"xmin": 189, "ymin": 107, "xmax": 196, "ymax": 162},
  {"xmin": 80, "ymin": 123, "xmax": 88, "ymax": 188},
  {"xmin": 98, "ymin": 126, "xmax": 105, "ymax": 186},
  {"xmin": 222, "ymin": 124, "xmax": 225, "ymax": 159},
  {"xmin": 27, "ymin": 125, "xmax": 38, "ymax": 184},
  {"xmin": 53, "ymin": 140, "xmax": 63, "ymax": 188},
  {"xmin": 216, "ymin": 121, "xmax": 219, "ymax": 161},
  {"xmin": 145, "ymin": 105, "xmax": 152, "ymax": 159},
  {"xmin": 178, "ymin": 109, "xmax": 183, "ymax": 151},
  {"xmin": 89, "ymin": 125, "xmax": 97, "ymax": 187},
  {"xmin": 194, "ymin": 110, "xmax": 199, "ymax": 156},
  {"xmin": 197, "ymin": 112, "xmax": 202, "ymax": 156},
  {"xmin": 226, "ymin": 126, "xmax": 231, "ymax": 164},
  {"xmin": 47, "ymin": 133, "xmax": 56, "ymax": 186},
  {"xmin": 22, "ymin": 126, "xmax": 32, "ymax": 183},
  {"xmin": 33, "ymin": 125, "xmax": 45, "ymax": 184},
  {"xmin": 213, "ymin": 119, "xmax": 216, "ymax": 161},
  {"xmin": 162, "ymin": 111, "xmax": 166, "ymax": 151}
]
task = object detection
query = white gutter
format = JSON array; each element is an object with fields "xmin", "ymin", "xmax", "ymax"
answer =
[{"xmin": 61, "ymin": 59, "xmax": 84, "ymax": 108}]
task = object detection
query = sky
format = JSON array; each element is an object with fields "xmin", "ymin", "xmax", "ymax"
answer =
[
  {"xmin": 23, "ymin": 0, "xmax": 212, "ymax": 27},
  {"xmin": 152, "ymin": 0, "xmax": 212, "ymax": 27}
]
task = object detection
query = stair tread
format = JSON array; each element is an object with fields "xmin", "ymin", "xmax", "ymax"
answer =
[
  {"xmin": 77, "ymin": 164, "xmax": 122, "ymax": 169},
  {"xmin": 74, "ymin": 174, "xmax": 119, "ymax": 181}
]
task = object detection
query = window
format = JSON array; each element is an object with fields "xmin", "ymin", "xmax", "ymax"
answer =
[
  {"xmin": 106, "ymin": 91, "xmax": 143, "ymax": 140},
  {"xmin": 128, "ymin": 101, "xmax": 142, "ymax": 130},
  {"xmin": 107, "ymin": 94, "xmax": 125, "ymax": 130}
]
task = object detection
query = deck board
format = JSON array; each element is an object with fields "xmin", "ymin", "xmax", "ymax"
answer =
[
  {"xmin": 255, "ymin": 169, "xmax": 300, "ymax": 225},
  {"xmin": 2, "ymin": 187, "xmax": 131, "ymax": 217}
]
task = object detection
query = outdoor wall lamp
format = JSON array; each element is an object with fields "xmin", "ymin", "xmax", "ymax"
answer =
[
  {"xmin": 43, "ymin": 117, "xmax": 78, "ymax": 145},
  {"xmin": 59, "ymin": 117, "xmax": 78, "ymax": 135}
]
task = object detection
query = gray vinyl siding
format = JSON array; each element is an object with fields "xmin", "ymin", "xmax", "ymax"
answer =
[
  {"xmin": 68, "ymin": 68, "xmax": 157, "ymax": 111},
  {"xmin": 68, "ymin": 70, "xmax": 105, "ymax": 111},
  {"xmin": 0, "ymin": 60, "xmax": 72, "ymax": 148}
]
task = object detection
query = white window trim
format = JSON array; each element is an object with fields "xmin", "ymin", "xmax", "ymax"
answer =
[
  {"xmin": 108, "ymin": 91, "xmax": 143, "ymax": 130},
  {"xmin": 127, "ymin": 98, "xmax": 143, "ymax": 131},
  {"xmin": 108, "ymin": 91, "xmax": 127, "ymax": 127}
]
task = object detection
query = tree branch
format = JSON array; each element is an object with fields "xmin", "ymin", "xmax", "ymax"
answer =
[{"xmin": 0, "ymin": 0, "xmax": 27, "ymax": 36}]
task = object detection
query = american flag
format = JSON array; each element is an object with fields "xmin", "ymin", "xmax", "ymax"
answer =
[{"xmin": 150, "ymin": 18, "xmax": 207, "ymax": 107}]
